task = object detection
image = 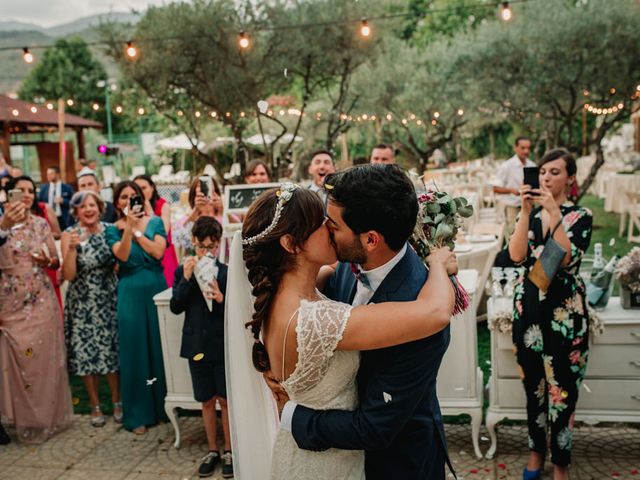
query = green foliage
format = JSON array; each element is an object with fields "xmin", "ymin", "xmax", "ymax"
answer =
[
  {"xmin": 19, "ymin": 38, "xmax": 107, "ymax": 122},
  {"xmin": 407, "ymin": 0, "xmax": 495, "ymax": 46}
]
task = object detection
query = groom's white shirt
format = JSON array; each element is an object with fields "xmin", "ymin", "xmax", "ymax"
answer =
[{"xmin": 280, "ymin": 243, "xmax": 408, "ymax": 431}]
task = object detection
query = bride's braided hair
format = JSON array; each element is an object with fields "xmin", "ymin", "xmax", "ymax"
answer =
[{"xmin": 242, "ymin": 187, "xmax": 326, "ymax": 372}]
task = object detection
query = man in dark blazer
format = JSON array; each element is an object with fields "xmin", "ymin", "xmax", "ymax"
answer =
[
  {"xmin": 279, "ymin": 164, "xmax": 456, "ymax": 480},
  {"xmin": 38, "ymin": 166, "xmax": 74, "ymax": 229}
]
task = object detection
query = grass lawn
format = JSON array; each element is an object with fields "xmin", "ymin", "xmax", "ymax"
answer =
[{"xmin": 72, "ymin": 195, "xmax": 635, "ymax": 421}]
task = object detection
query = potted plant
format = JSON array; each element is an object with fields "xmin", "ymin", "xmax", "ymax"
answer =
[{"xmin": 615, "ymin": 247, "xmax": 640, "ymax": 309}]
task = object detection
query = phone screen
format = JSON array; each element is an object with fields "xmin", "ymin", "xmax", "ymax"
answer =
[
  {"xmin": 8, "ymin": 189, "xmax": 23, "ymax": 204},
  {"xmin": 199, "ymin": 176, "xmax": 213, "ymax": 199},
  {"xmin": 129, "ymin": 195, "xmax": 144, "ymax": 212},
  {"xmin": 523, "ymin": 167, "xmax": 539, "ymax": 190}
]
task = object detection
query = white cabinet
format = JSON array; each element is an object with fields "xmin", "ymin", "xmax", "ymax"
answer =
[
  {"xmin": 485, "ymin": 298, "xmax": 640, "ymax": 459},
  {"xmin": 154, "ymin": 288, "xmax": 201, "ymax": 448},
  {"xmin": 438, "ymin": 269, "xmax": 484, "ymax": 459}
]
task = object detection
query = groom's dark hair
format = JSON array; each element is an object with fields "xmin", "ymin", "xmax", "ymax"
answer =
[{"xmin": 324, "ymin": 164, "xmax": 417, "ymax": 251}]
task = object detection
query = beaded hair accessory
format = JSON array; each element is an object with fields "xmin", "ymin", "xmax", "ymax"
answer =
[{"xmin": 241, "ymin": 182, "xmax": 300, "ymax": 246}]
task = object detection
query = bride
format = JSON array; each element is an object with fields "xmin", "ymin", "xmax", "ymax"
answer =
[{"xmin": 225, "ymin": 183, "xmax": 456, "ymax": 479}]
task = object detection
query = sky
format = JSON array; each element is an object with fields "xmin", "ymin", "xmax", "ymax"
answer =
[{"xmin": 4, "ymin": 0, "xmax": 170, "ymax": 28}]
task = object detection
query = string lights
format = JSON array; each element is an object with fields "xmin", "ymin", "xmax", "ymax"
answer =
[
  {"xmin": 500, "ymin": 2, "xmax": 513, "ymax": 21},
  {"xmin": 238, "ymin": 32, "xmax": 250, "ymax": 49},
  {"xmin": 8, "ymin": 1, "xmax": 530, "ymax": 61},
  {"xmin": 584, "ymin": 102, "xmax": 624, "ymax": 116},
  {"xmin": 125, "ymin": 41, "xmax": 138, "ymax": 59},
  {"xmin": 360, "ymin": 19, "xmax": 371, "ymax": 37},
  {"xmin": 22, "ymin": 47, "xmax": 34, "ymax": 64}
]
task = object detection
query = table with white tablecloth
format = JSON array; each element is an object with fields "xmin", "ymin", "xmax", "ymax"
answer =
[{"xmin": 603, "ymin": 173, "xmax": 640, "ymax": 214}]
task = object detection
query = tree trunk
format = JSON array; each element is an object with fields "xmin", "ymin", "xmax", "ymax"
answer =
[{"xmin": 577, "ymin": 142, "xmax": 604, "ymax": 202}]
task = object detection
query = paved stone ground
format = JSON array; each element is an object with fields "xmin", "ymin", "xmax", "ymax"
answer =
[{"xmin": 0, "ymin": 416, "xmax": 638, "ymax": 479}]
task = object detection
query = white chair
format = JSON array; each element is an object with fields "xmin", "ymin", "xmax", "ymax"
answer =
[
  {"xmin": 625, "ymin": 191, "xmax": 640, "ymax": 243},
  {"xmin": 130, "ymin": 166, "xmax": 146, "ymax": 179}
]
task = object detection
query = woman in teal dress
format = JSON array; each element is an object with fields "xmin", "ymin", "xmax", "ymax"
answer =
[{"xmin": 105, "ymin": 181, "xmax": 168, "ymax": 434}]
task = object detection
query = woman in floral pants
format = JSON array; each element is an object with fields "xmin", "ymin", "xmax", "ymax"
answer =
[{"xmin": 509, "ymin": 149, "xmax": 592, "ymax": 480}]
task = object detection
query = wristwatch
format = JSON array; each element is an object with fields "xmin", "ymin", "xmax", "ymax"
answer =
[{"xmin": 134, "ymin": 230, "xmax": 143, "ymax": 239}]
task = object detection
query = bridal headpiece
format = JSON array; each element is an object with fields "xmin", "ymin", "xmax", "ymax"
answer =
[{"xmin": 241, "ymin": 182, "xmax": 300, "ymax": 246}]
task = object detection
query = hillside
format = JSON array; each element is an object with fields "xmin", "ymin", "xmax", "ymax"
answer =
[{"xmin": 0, "ymin": 12, "xmax": 138, "ymax": 94}]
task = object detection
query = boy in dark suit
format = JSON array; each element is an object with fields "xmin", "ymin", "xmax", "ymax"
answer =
[{"xmin": 170, "ymin": 216, "xmax": 233, "ymax": 478}]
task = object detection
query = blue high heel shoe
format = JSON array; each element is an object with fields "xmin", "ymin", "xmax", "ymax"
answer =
[{"xmin": 523, "ymin": 467, "xmax": 542, "ymax": 480}]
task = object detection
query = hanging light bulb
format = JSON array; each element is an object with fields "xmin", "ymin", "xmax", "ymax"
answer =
[
  {"xmin": 22, "ymin": 47, "xmax": 34, "ymax": 64},
  {"xmin": 457, "ymin": 108, "xmax": 464, "ymax": 116},
  {"xmin": 46, "ymin": 103, "xmax": 54, "ymax": 110},
  {"xmin": 67, "ymin": 99, "xmax": 74, "ymax": 107},
  {"xmin": 500, "ymin": 2, "xmax": 513, "ymax": 21},
  {"xmin": 360, "ymin": 19, "xmax": 371, "ymax": 38},
  {"xmin": 137, "ymin": 107, "xmax": 145, "ymax": 115},
  {"xmin": 238, "ymin": 32, "xmax": 250, "ymax": 49},
  {"xmin": 125, "ymin": 41, "xmax": 138, "ymax": 59},
  {"xmin": 115, "ymin": 106, "xmax": 123, "ymax": 114},
  {"xmin": 30, "ymin": 106, "xmax": 38, "ymax": 113},
  {"xmin": 92, "ymin": 103, "xmax": 100, "ymax": 111}
]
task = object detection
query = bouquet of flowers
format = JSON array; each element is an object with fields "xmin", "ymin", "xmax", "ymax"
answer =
[
  {"xmin": 615, "ymin": 247, "xmax": 640, "ymax": 294},
  {"xmin": 409, "ymin": 190, "xmax": 474, "ymax": 315}
]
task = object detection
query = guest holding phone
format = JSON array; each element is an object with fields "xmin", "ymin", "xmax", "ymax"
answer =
[
  {"xmin": 105, "ymin": 181, "xmax": 168, "ymax": 434},
  {"xmin": 62, "ymin": 191, "xmax": 121, "ymax": 428},
  {"xmin": 508, "ymin": 149, "xmax": 592, "ymax": 480},
  {"xmin": 173, "ymin": 175, "xmax": 225, "ymax": 255},
  {"xmin": 134, "ymin": 175, "xmax": 179, "ymax": 286},
  {"xmin": 0, "ymin": 176, "xmax": 72, "ymax": 443}
]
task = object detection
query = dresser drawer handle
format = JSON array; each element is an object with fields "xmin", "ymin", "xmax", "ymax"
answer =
[
  {"xmin": 631, "ymin": 361, "xmax": 640, "ymax": 368},
  {"xmin": 633, "ymin": 395, "xmax": 640, "ymax": 401}
]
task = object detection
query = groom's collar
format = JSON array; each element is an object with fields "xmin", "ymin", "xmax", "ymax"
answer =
[{"xmin": 356, "ymin": 243, "xmax": 407, "ymax": 294}]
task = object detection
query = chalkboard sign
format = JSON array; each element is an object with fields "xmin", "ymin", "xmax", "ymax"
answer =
[{"xmin": 224, "ymin": 183, "xmax": 280, "ymax": 214}]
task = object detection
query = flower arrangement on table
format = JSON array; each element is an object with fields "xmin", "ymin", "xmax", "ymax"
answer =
[
  {"xmin": 409, "ymin": 190, "xmax": 474, "ymax": 315},
  {"xmin": 615, "ymin": 247, "xmax": 640, "ymax": 309}
]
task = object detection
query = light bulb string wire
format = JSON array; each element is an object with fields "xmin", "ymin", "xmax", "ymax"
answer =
[{"xmin": 0, "ymin": 0, "xmax": 535, "ymax": 54}]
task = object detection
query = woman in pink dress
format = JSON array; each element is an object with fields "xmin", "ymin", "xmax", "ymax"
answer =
[
  {"xmin": 0, "ymin": 176, "xmax": 73, "ymax": 443},
  {"xmin": 134, "ymin": 175, "xmax": 179, "ymax": 287}
]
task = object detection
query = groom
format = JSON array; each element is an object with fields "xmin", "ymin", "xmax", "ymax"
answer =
[{"xmin": 278, "ymin": 164, "xmax": 455, "ymax": 480}]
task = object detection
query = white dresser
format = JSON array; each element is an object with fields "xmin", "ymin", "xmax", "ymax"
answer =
[
  {"xmin": 438, "ymin": 269, "xmax": 484, "ymax": 459},
  {"xmin": 154, "ymin": 288, "xmax": 201, "ymax": 448},
  {"xmin": 486, "ymin": 298, "xmax": 640, "ymax": 459}
]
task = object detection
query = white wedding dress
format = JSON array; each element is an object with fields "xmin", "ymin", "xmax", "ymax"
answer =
[
  {"xmin": 270, "ymin": 298, "xmax": 365, "ymax": 480},
  {"xmin": 225, "ymin": 233, "xmax": 364, "ymax": 480}
]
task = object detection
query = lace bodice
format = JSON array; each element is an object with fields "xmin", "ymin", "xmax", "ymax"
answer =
[
  {"xmin": 281, "ymin": 298, "xmax": 360, "ymax": 410},
  {"xmin": 271, "ymin": 298, "xmax": 364, "ymax": 480}
]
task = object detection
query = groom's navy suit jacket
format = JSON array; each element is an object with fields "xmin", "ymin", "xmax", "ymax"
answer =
[{"xmin": 291, "ymin": 246, "xmax": 452, "ymax": 480}]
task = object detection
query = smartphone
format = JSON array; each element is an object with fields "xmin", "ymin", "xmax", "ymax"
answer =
[
  {"xmin": 129, "ymin": 195, "xmax": 144, "ymax": 213},
  {"xmin": 8, "ymin": 189, "xmax": 23, "ymax": 204},
  {"xmin": 199, "ymin": 176, "xmax": 213, "ymax": 199},
  {"xmin": 523, "ymin": 166, "xmax": 540, "ymax": 190}
]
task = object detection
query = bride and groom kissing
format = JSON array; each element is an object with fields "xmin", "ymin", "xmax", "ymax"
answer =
[{"xmin": 225, "ymin": 164, "xmax": 459, "ymax": 479}]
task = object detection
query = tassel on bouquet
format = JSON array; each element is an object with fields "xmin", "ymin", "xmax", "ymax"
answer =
[{"xmin": 409, "ymin": 189, "xmax": 474, "ymax": 315}]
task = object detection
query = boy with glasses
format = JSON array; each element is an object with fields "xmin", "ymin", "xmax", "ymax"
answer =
[{"xmin": 170, "ymin": 216, "xmax": 233, "ymax": 478}]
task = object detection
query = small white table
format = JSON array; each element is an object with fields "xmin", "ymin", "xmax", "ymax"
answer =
[
  {"xmin": 438, "ymin": 269, "xmax": 484, "ymax": 459},
  {"xmin": 154, "ymin": 288, "xmax": 201, "ymax": 448},
  {"xmin": 485, "ymin": 297, "xmax": 640, "ymax": 459}
]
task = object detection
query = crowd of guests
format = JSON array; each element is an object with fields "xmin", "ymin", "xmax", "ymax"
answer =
[{"xmin": 0, "ymin": 141, "xmax": 591, "ymax": 480}]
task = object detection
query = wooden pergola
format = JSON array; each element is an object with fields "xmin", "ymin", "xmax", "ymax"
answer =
[{"xmin": 0, "ymin": 94, "xmax": 101, "ymax": 182}]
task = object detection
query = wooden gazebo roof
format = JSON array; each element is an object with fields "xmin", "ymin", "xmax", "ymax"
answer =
[{"xmin": 0, "ymin": 94, "xmax": 102, "ymax": 133}]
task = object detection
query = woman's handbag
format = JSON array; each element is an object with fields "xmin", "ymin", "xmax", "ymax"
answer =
[{"xmin": 528, "ymin": 220, "xmax": 566, "ymax": 292}]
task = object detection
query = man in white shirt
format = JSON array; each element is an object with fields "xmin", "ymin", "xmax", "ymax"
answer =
[
  {"xmin": 493, "ymin": 136, "xmax": 535, "ymax": 236},
  {"xmin": 307, "ymin": 149, "xmax": 336, "ymax": 207}
]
